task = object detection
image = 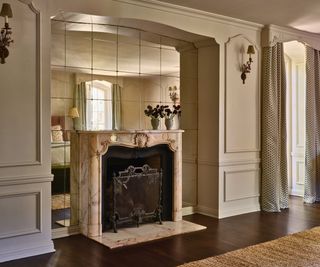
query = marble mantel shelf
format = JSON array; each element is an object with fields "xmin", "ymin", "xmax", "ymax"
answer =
[
  {"xmin": 70, "ymin": 129, "xmax": 183, "ymax": 238},
  {"xmin": 75, "ymin": 129, "xmax": 184, "ymax": 134}
]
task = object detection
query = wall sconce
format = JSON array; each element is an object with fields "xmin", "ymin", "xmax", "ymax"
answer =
[
  {"xmin": 241, "ymin": 45, "xmax": 255, "ymax": 84},
  {"xmin": 0, "ymin": 3, "xmax": 13, "ymax": 64}
]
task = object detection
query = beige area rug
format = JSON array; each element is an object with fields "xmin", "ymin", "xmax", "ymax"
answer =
[
  {"xmin": 180, "ymin": 226, "xmax": 320, "ymax": 267},
  {"xmin": 91, "ymin": 220, "xmax": 206, "ymax": 249},
  {"xmin": 52, "ymin": 194, "xmax": 70, "ymax": 210}
]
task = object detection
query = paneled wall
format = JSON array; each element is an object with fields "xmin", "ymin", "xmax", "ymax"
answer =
[
  {"xmin": 217, "ymin": 35, "xmax": 261, "ymax": 218},
  {"xmin": 0, "ymin": 0, "xmax": 54, "ymax": 262},
  {"xmin": 49, "ymin": 0, "xmax": 262, "ymax": 220}
]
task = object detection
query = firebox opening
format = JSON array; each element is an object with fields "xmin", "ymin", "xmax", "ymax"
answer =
[{"xmin": 102, "ymin": 144, "xmax": 173, "ymax": 232}]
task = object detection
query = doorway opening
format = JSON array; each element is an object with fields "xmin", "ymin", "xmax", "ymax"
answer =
[{"xmin": 284, "ymin": 40, "xmax": 306, "ymax": 198}]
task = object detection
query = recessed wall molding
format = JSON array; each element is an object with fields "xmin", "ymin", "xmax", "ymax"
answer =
[
  {"xmin": 0, "ymin": 190, "xmax": 41, "ymax": 239},
  {"xmin": 0, "ymin": 0, "xmax": 41, "ymax": 168},
  {"xmin": 223, "ymin": 168, "xmax": 260, "ymax": 202},
  {"xmin": 198, "ymin": 158, "xmax": 260, "ymax": 167},
  {"xmin": 182, "ymin": 157, "xmax": 197, "ymax": 164},
  {"xmin": 295, "ymin": 160, "xmax": 305, "ymax": 185},
  {"xmin": 0, "ymin": 174, "xmax": 53, "ymax": 186},
  {"xmin": 224, "ymin": 34, "xmax": 260, "ymax": 154},
  {"xmin": 290, "ymin": 152, "xmax": 305, "ymax": 157}
]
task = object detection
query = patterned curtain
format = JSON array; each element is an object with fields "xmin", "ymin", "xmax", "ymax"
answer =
[
  {"xmin": 304, "ymin": 46, "xmax": 320, "ymax": 203},
  {"xmin": 261, "ymin": 43, "xmax": 289, "ymax": 212},
  {"xmin": 112, "ymin": 84, "xmax": 122, "ymax": 130},
  {"xmin": 74, "ymin": 82, "xmax": 87, "ymax": 130}
]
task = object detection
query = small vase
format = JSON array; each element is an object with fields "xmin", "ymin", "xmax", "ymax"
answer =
[
  {"xmin": 165, "ymin": 118, "xmax": 174, "ymax": 130},
  {"xmin": 151, "ymin": 118, "xmax": 160, "ymax": 130}
]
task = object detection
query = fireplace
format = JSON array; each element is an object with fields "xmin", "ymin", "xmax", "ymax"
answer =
[
  {"xmin": 102, "ymin": 145, "xmax": 173, "ymax": 232},
  {"xmin": 70, "ymin": 130, "xmax": 183, "ymax": 238}
]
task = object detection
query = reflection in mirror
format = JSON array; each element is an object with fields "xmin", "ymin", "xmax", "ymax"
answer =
[
  {"xmin": 78, "ymin": 80, "xmax": 121, "ymax": 131},
  {"xmin": 50, "ymin": 15, "xmax": 185, "ymax": 230}
]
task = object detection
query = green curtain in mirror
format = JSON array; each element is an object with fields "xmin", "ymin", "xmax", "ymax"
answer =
[
  {"xmin": 112, "ymin": 84, "xmax": 122, "ymax": 130},
  {"xmin": 74, "ymin": 82, "xmax": 87, "ymax": 130}
]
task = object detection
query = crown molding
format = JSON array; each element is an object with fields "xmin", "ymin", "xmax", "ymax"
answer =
[
  {"xmin": 113, "ymin": 0, "xmax": 263, "ymax": 31},
  {"xmin": 262, "ymin": 24, "xmax": 320, "ymax": 50}
]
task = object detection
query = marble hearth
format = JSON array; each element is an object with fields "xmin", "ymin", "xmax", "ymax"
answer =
[{"xmin": 70, "ymin": 130, "xmax": 183, "ymax": 238}]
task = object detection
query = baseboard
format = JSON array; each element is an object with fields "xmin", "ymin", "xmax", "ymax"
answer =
[
  {"xmin": 0, "ymin": 240, "xmax": 55, "ymax": 263},
  {"xmin": 290, "ymin": 190, "xmax": 304, "ymax": 197},
  {"xmin": 182, "ymin": 205, "xmax": 196, "ymax": 216},
  {"xmin": 196, "ymin": 205, "xmax": 219, "ymax": 218},
  {"xmin": 52, "ymin": 225, "xmax": 80, "ymax": 239},
  {"xmin": 218, "ymin": 204, "xmax": 260, "ymax": 219}
]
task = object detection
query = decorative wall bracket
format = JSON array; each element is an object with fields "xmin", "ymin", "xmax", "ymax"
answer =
[
  {"xmin": 0, "ymin": 3, "xmax": 13, "ymax": 64},
  {"xmin": 240, "ymin": 45, "xmax": 255, "ymax": 84}
]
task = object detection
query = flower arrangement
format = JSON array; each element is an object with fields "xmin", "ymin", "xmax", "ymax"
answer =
[
  {"xmin": 144, "ymin": 104, "xmax": 181, "ymax": 130},
  {"xmin": 144, "ymin": 105, "xmax": 165, "ymax": 119},
  {"xmin": 163, "ymin": 105, "xmax": 181, "ymax": 120},
  {"xmin": 144, "ymin": 104, "xmax": 181, "ymax": 119},
  {"xmin": 169, "ymin": 86, "xmax": 179, "ymax": 104}
]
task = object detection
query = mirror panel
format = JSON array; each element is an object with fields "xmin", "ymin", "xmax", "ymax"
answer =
[{"xmin": 51, "ymin": 17, "xmax": 184, "ymax": 230}]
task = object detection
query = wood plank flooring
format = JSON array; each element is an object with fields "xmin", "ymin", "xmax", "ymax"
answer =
[{"xmin": 2, "ymin": 196, "xmax": 320, "ymax": 267}]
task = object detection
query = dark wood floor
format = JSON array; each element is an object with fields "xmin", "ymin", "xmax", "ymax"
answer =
[{"xmin": 2, "ymin": 197, "xmax": 320, "ymax": 267}]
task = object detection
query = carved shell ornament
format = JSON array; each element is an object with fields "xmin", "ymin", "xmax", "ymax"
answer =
[{"xmin": 134, "ymin": 133, "xmax": 149, "ymax": 148}]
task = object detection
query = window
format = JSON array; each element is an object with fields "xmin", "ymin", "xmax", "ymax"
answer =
[{"xmin": 86, "ymin": 80, "xmax": 113, "ymax": 130}]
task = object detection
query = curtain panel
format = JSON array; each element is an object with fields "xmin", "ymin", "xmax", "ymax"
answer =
[
  {"xmin": 261, "ymin": 43, "xmax": 289, "ymax": 212},
  {"xmin": 304, "ymin": 46, "xmax": 320, "ymax": 203},
  {"xmin": 74, "ymin": 82, "xmax": 87, "ymax": 131},
  {"xmin": 112, "ymin": 84, "xmax": 122, "ymax": 130}
]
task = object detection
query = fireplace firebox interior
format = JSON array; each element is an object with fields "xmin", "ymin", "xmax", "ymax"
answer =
[{"xmin": 102, "ymin": 145, "xmax": 173, "ymax": 232}]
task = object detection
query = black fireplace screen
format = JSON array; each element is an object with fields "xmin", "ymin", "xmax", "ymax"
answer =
[
  {"xmin": 102, "ymin": 145, "xmax": 173, "ymax": 232},
  {"xmin": 110, "ymin": 164, "xmax": 163, "ymax": 232}
]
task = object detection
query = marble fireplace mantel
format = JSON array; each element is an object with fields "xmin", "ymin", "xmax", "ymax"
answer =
[{"xmin": 70, "ymin": 130, "xmax": 183, "ymax": 237}]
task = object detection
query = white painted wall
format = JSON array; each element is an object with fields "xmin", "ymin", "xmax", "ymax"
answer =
[
  {"xmin": 0, "ymin": 0, "xmax": 54, "ymax": 262},
  {"xmin": 1, "ymin": 0, "xmax": 264, "ymax": 261},
  {"xmin": 48, "ymin": 0, "xmax": 262, "ymax": 218}
]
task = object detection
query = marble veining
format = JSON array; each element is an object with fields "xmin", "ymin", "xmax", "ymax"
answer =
[
  {"xmin": 91, "ymin": 220, "xmax": 206, "ymax": 249},
  {"xmin": 71, "ymin": 130, "xmax": 184, "ymax": 238}
]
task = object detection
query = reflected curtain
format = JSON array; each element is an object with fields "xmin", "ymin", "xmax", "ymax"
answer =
[
  {"xmin": 112, "ymin": 84, "xmax": 122, "ymax": 130},
  {"xmin": 304, "ymin": 46, "xmax": 320, "ymax": 203},
  {"xmin": 74, "ymin": 82, "xmax": 87, "ymax": 130},
  {"xmin": 261, "ymin": 43, "xmax": 289, "ymax": 212}
]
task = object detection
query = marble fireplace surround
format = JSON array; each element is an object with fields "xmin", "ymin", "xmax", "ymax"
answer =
[{"xmin": 71, "ymin": 130, "xmax": 183, "ymax": 238}]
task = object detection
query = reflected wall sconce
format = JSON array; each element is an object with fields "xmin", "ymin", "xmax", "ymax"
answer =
[
  {"xmin": 68, "ymin": 107, "xmax": 80, "ymax": 119},
  {"xmin": 69, "ymin": 107, "xmax": 80, "ymax": 131},
  {"xmin": 241, "ymin": 45, "xmax": 255, "ymax": 84},
  {"xmin": 169, "ymin": 86, "xmax": 179, "ymax": 104},
  {"xmin": 0, "ymin": 3, "xmax": 13, "ymax": 64}
]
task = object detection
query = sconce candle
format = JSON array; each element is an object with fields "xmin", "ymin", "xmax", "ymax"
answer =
[
  {"xmin": 241, "ymin": 45, "xmax": 255, "ymax": 84},
  {"xmin": 0, "ymin": 3, "xmax": 13, "ymax": 64}
]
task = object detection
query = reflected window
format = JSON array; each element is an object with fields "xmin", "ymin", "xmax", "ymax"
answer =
[{"xmin": 86, "ymin": 80, "xmax": 113, "ymax": 130}]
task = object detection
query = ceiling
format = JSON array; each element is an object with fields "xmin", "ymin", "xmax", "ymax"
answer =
[{"xmin": 157, "ymin": 0, "xmax": 320, "ymax": 34}]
